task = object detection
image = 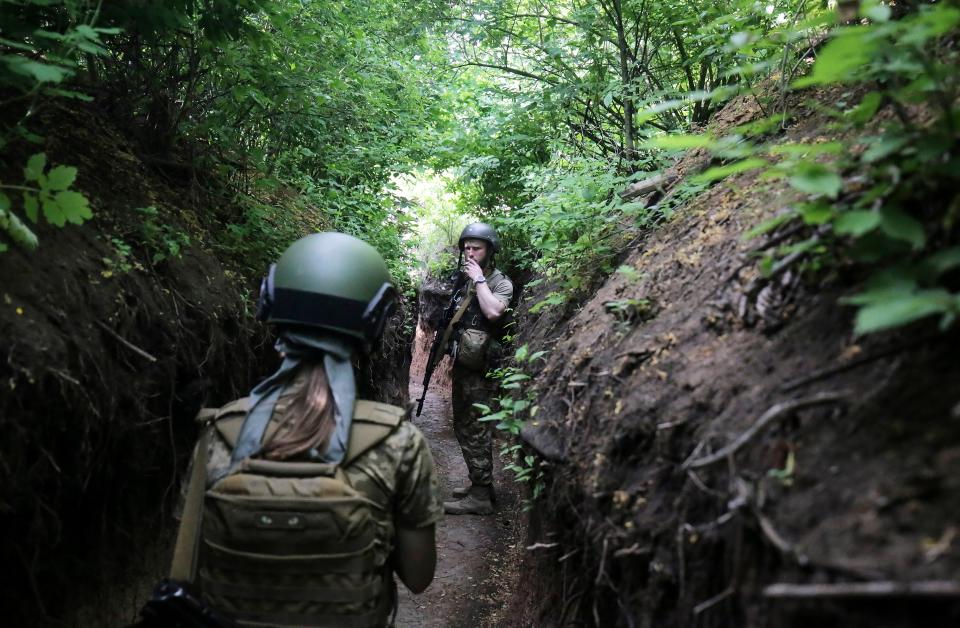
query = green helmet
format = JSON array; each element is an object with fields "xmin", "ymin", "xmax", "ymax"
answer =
[
  {"xmin": 256, "ymin": 232, "xmax": 397, "ymax": 346},
  {"xmin": 458, "ymin": 222, "xmax": 500, "ymax": 253}
]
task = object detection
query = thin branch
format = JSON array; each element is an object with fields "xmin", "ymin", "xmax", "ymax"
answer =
[
  {"xmin": 764, "ymin": 581, "xmax": 960, "ymax": 599},
  {"xmin": 94, "ymin": 320, "xmax": 158, "ymax": 363}
]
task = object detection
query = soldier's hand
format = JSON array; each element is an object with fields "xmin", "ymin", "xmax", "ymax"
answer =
[{"xmin": 464, "ymin": 259, "xmax": 485, "ymax": 282}]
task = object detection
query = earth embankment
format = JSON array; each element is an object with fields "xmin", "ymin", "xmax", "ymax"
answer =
[{"xmin": 500, "ymin": 89, "xmax": 960, "ymax": 627}]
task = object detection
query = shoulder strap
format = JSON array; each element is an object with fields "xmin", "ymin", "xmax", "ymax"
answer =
[
  {"xmin": 343, "ymin": 400, "xmax": 406, "ymax": 466},
  {"xmin": 212, "ymin": 397, "xmax": 252, "ymax": 447},
  {"xmin": 212, "ymin": 398, "xmax": 406, "ymax": 467},
  {"xmin": 169, "ymin": 422, "xmax": 212, "ymax": 582}
]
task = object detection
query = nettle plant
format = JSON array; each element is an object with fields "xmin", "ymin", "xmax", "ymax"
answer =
[
  {"xmin": 475, "ymin": 344, "xmax": 548, "ymax": 508},
  {"xmin": 646, "ymin": 3, "xmax": 960, "ymax": 335}
]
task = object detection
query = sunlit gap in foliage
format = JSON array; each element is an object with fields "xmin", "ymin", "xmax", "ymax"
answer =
[{"xmin": 392, "ymin": 170, "xmax": 478, "ymax": 284}]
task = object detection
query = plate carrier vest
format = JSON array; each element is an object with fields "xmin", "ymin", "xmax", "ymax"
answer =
[{"xmin": 188, "ymin": 398, "xmax": 406, "ymax": 627}]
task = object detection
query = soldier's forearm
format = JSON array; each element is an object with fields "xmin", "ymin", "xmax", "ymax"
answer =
[{"xmin": 474, "ymin": 282, "xmax": 505, "ymax": 321}]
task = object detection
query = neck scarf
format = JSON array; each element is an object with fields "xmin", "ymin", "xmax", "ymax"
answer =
[{"xmin": 224, "ymin": 331, "xmax": 357, "ymax": 476}]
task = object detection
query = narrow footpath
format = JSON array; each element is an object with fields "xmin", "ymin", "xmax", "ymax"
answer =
[{"xmin": 394, "ymin": 342, "xmax": 519, "ymax": 626}]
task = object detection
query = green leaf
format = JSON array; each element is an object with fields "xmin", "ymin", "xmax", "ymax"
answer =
[
  {"xmin": 43, "ymin": 191, "xmax": 92, "ymax": 226},
  {"xmin": 788, "ymin": 163, "xmax": 843, "ymax": 198},
  {"xmin": 793, "ymin": 27, "xmax": 878, "ymax": 88},
  {"xmin": 862, "ymin": 134, "xmax": 910, "ymax": 163},
  {"xmin": 800, "ymin": 202, "xmax": 834, "ymax": 225},
  {"xmin": 743, "ymin": 211, "xmax": 796, "ymax": 241},
  {"xmin": 23, "ymin": 193, "xmax": 39, "ymax": 223},
  {"xmin": 41, "ymin": 196, "xmax": 64, "ymax": 227},
  {"xmin": 769, "ymin": 142, "xmax": 844, "ymax": 157},
  {"xmin": 45, "ymin": 165, "xmax": 77, "ymax": 191},
  {"xmin": 845, "ymin": 92, "xmax": 882, "ymax": 125},
  {"xmin": 693, "ymin": 158, "xmax": 766, "ymax": 183},
  {"xmin": 853, "ymin": 290, "xmax": 953, "ymax": 335},
  {"xmin": 860, "ymin": 0, "xmax": 891, "ymax": 22},
  {"xmin": 640, "ymin": 134, "xmax": 715, "ymax": 151},
  {"xmin": 834, "ymin": 210, "xmax": 880, "ymax": 236},
  {"xmin": 880, "ymin": 207, "xmax": 925, "ymax": 250},
  {"xmin": 923, "ymin": 247, "xmax": 960, "ymax": 277},
  {"xmin": 4, "ymin": 56, "xmax": 71, "ymax": 83},
  {"xmin": 42, "ymin": 87, "xmax": 94, "ymax": 102},
  {"xmin": 514, "ymin": 345, "xmax": 529, "ymax": 362},
  {"xmin": 0, "ymin": 204, "xmax": 39, "ymax": 251},
  {"xmin": 24, "ymin": 153, "xmax": 46, "ymax": 182}
]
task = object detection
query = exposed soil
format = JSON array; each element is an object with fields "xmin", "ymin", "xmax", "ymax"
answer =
[
  {"xmin": 0, "ymin": 101, "xmax": 413, "ymax": 626},
  {"xmin": 493, "ymin": 88, "xmax": 960, "ymax": 627}
]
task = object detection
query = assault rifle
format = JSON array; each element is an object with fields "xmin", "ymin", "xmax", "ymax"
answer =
[
  {"xmin": 416, "ymin": 274, "xmax": 468, "ymax": 416},
  {"xmin": 130, "ymin": 579, "xmax": 239, "ymax": 628}
]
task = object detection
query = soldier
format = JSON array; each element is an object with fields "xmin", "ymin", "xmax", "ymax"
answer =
[
  {"xmin": 167, "ymin": 232, "xmax": 442, "ymax": 627},
  {"xmin": 444, "ymin": 222, "xmax": 514, "ymax": 516}
]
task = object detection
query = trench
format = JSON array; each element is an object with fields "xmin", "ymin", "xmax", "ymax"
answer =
[{"xmin": 394, "ymin": 325, "xmax": 519, "ymax": 627}]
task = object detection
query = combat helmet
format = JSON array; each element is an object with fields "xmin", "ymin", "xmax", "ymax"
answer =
[
  {"xmin": 256, "ymin": 232, "xmax": 397, "ymax": 348},
  {"xmin": 458, "ymin": 222, "xmax": 500, "ymax": 253}
]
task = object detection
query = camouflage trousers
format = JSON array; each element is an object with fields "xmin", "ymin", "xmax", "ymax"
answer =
[{"xmin": 451, "ymin": 364, "xmax": 496, "ymax": 487}]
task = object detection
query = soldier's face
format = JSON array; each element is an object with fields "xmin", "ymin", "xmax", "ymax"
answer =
[{"xmin": 463, "ymin": 239, "xmax": 489, "ymax": 265}]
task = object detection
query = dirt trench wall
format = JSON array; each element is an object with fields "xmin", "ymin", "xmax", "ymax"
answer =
[
  {"xmin": 0, "ymin": 104, "xmax": 413, "ymax": 625},
  {"xmin": 507, "ymin": 92, "xmax": 960, "ymax": 627}
]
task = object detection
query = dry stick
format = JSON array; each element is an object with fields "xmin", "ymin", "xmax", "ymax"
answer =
[
  {"xmin": 694, "ymin": 586, "xmax": 735, "ymax": 615},
  {"xmin": 94, "ymin": 320, "xmax": 158, "ymax": 363},
  {"xmin": 755, "ymin": 511, "xmax": 884, "ymax": 581},
  {"xmin": 683, "ymin": 392, "xmax": 846, "ymax": 470},
  {"xmin": 764, "ymin": 581, "xmax": 960, "ymax": 599}
]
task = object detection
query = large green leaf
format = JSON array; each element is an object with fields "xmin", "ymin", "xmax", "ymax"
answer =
[
  {"xmin": 693, "ymin": 158, "xmax": 766, "ymax": 183},
  {"xmin": 854, "ymin": 289, "xmax": 953, "ymax": 335},
  {"xmin": 788, "ymin": 162, "xmax": 843, "ymax": 198},
  {"xmin": 880, "ymin": 207, "xmax": 925, "ymax": 250},
  {"xmin": 834, "ymin": 210, "xmax": 880, "ymax": 237},
  {"xmin": 794, "ymin": 27, "xmax": 879, "ymax": 88}
]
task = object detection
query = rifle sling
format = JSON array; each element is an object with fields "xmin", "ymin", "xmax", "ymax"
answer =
[
  {"xmin": 436, "ymin": 285, "xmax": 474, "ymax": 362},
  {"xmin": 170, "ymin": 426, "xmax": 212, "ymax": 582}
]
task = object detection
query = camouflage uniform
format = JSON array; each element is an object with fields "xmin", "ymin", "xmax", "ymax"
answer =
[
  {"xmin": 451, "ymin": 268, "xmax": 513, "ymax": 488},
  {"xmin": 196, "ymin": 371, "xmax": 443, "ymax": 625}
]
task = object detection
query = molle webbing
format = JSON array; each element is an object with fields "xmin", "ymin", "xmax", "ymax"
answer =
[{"xmin": 197, "ymin": 398, "xmax": 406, "ymax": 627}]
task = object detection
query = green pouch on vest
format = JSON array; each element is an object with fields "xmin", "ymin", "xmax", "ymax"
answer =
[{"xmin": 455, "ymin": 328, "xmax": 490, "ymax": 370}]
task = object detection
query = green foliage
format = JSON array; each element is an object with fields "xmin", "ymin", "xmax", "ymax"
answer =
[
  {"xmin": 645, "ymin": 3, "xmax": 960, "ymax": 337},
  {"xmin": 0, "ymin": 153, "xmax": 92, "ymax": 252},
  {"xmin": 134, "ymin": 206, "xmax": 191, "ymax": 265},
  {"xmin": 478, "ymin": 344, "xmax": 549, "ymax": 508}
]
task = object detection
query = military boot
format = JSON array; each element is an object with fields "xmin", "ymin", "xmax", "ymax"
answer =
[
  {"xmin": 444, "ymin": 485, "xmax": 494, "ymax": 515},
  {"xmin": 451, "ymin": 484, "xmax": 497, "ymax": 503}
]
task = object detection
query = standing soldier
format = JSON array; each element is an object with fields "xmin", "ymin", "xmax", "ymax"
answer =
[{"xmin": 444, "ymin": 223, "xmax": 513, "ymax": 516}]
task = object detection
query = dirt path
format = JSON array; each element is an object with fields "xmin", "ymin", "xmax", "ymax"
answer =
[{"xmin": 394, "ymin": 378, "xmax": 515, "ymax": 627}]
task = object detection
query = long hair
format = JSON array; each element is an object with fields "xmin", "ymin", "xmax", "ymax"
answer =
[{"xmin": 260, "ymin": 361, "xmax": 336, "ymax": 460}]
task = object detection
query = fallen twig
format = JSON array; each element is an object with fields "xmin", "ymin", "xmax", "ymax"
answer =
[
  {"xmin": 94, "ymin": 320, "xmax": 158, "ymax": 363},
  {"xmin": 682, "ymin": 391, "xmax": 846, "ymax": 469},
  {"xmin": 755, "ymin": 511, "xmax": 885, "ymax": 580},
  {"xmin": 526, "ymin": 542, "xmax": 559, "ymax": 551},
  {"xmin": 694, "ymin": 586, "xmax": 735, "ymax": 615},
  {"xmin": 764, "ymin": 581, "xmax": 960, "ymax": 599}
]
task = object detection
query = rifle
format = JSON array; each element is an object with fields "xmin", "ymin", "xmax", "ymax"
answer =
[
  {"xmin": 130, "ymin": 579, "xmax": 239, "ymax": 628},
  {"xmin": 416, "ymin": 273, "xmax": 469, "ymax": 416}
]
